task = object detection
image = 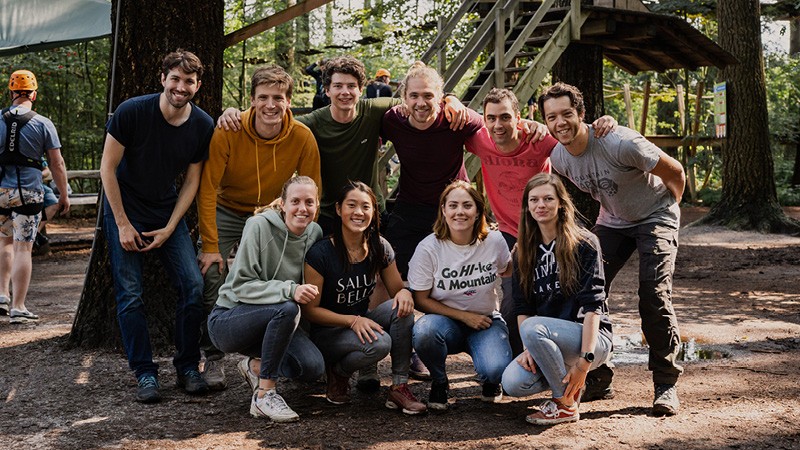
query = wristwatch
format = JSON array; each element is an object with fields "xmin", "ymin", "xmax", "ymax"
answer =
[{"xmin": 580, "ymin": 352, "xmax": 595, "ymax": 363}]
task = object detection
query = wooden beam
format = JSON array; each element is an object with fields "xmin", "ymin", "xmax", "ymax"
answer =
[
  {"xmin": 639, "ymin": 79, "xmax": 650, "ymax": 135},
  {"xmin": 623, "ymin": 83, "xmax": 635, "ymax": 128},
  {"xmin": 224, "ymin": 0, "xmax": 334, "ymax": 48}
]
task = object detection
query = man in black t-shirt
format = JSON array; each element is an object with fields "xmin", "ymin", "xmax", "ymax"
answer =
[{"xmin": 100, "ymin": 49, "xmax": 214, "ymax": 404}]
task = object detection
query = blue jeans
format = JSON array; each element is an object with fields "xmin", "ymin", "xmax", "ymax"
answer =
[
  {"xmin": 207, "ymin": 303, "xmax": 324, "ymax": 382},
  {"xmin": 594, "ymin": 222, "xmax": 683, "ymax": 384},
  {"xmin": 104, "ymin": 214, "xmax": 204, "ymax": 378},
  {"xmin": 311, "ymin": 300, "xmax": 413, "ymax": 384},
  {"xmin": 502, "ymin": 316, "xmax": 613, "ymax": 399},
  {"xmin": 412, "ymin": 314, "xmax": 512, "ymax": 385}
]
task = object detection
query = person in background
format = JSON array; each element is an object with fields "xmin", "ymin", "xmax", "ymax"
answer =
[
  {"xmin": 366, "ymin": 69, "xmax": 392, "ymax": 99},
  {"xmin": 0, "ymin": 69, "xmax": 70, "ymax": 322}
]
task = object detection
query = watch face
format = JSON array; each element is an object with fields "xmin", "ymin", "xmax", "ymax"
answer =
[{"xmin": 584, "ymin": 352, "xmax": 595, "ymax": 362}]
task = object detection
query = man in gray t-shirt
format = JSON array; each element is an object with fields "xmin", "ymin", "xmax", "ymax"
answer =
[{"xmin": 539, "ymin": 83, "xmax": 686, "ymax": 417}]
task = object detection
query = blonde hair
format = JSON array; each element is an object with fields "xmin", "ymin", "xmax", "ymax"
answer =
[
  {"xmin": 399, "ymin": 61, "xmax": 444, "ymax": 99},
  {"xmin": 432, "ymin": 180, "xmax": 489, "ymax": 245},
  {"xmin": 255, "ymin": 176, "xmax": 318, "ymax": 219},
  {"xmin": 516, "ymin": 173, "xmax": 591, "ymax": 297}
]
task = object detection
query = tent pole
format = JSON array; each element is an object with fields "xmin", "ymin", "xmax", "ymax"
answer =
[{"xmin": 107, "ymin": 0, "xmax": 122, "ymax": 117}]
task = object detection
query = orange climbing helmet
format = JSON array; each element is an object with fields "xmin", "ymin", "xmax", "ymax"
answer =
[
  {"xmin": 375, "ymin": 68, "xmax": 390, "ymax": 79},
  {"xmin": 8, "ymin": 70, "xmax": 38, "ymax": 91}
]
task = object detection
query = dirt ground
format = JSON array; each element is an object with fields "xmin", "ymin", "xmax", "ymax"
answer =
[{"xmin": 1, "ymin": 207, "xmax": 799, "ymax": 450}]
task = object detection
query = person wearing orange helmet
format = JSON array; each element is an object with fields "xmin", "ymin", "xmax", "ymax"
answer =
[
  {"xmin": 366, "ymin": 68, "xmax": 392, "ymax": 99},
  {"xmin": 0, "ymin": 70, "xmax": 70, "ymax": 323}
]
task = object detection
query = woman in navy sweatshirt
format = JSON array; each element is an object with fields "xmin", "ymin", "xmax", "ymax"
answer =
[{"xmin": 501, "ymin": 173, "xmax": 613, "ymax": 426}]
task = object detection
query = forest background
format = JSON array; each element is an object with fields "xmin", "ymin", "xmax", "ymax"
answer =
[{"xmin": 0, "ymin": 0, "xmax": 798, "ymax": 208}]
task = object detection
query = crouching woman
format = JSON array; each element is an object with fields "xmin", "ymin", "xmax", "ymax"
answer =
[
  {"xmin": 207, "ymin": 176, "xmax": 325, "ymax": 423},
  {"xmin": 501, "ymin": 173, "xmax": 613, "ymax": 425}
]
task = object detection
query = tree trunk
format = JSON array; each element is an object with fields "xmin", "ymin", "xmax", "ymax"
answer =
[
  {"xmin": 790, "ymin": 18, "xmax": 800, "ymax": 186},
  {"xmin": 700, "ymin": 0, "xmax": 800, "ymax": 233},
  {"xmin": 275, "ymin": 0, "xmax": 297, "ymax": 72},
  {"xmin": 68, "ymin": 0, "xmax": 225, "ymax": 350},
  {"xmin": 552, "ymin": 43, "xmax": 604, "ymax": 226}
]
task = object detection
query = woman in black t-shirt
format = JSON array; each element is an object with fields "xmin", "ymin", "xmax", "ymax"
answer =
[
  {"xmin": 303, "ymin": 181, "xmax": 426, "ymax": 415},
  {"xmin": 501, "ymin": 173, "xmax": 613, "ymax": 426}
]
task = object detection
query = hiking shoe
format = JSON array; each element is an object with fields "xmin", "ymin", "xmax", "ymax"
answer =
[
  {"xmin": 386, "ymin": 383, "xmax": 427, "ymax": 415},
  {"xmin": 237, "ymin": 357, "xmax": 259, "ymax": 392},
  {"xmin": 202, "ymin": 358, "xmax": 227, "ymax": 391},
  {"xmin": 9, "ymin": 308, "xmax": 39, "ymax": 324},
  {"xmin": 526, "ymin": 399, "xmax": 579, "ymax": 425},
  {"xmin": 250, "ymin": 389, "xmax": 300, "ymax": 422},
  {"xmin": 653, "ymin": 383, "xmax": 680, "ymax": 416},
  {"xmin": 135, "ymin": 374, "xmax": 161, "ymax": 404},
  {"xmin": 176, "ymin": 369, "xmax": 209, "ymax": 395},
  {"xmin": 481, "ymin": 382, "xmax": 503, "ymax": 403},
  {"xmin": 325, "ymin": 365, "xmax": 351, "ymax": 405},
  {"xmin": 427, "ymin": 380, "xmax": 450, "ymax": 411},
  {"xmin": 0, "ymin": 295, "xmax": 9, "ymax": 316},
  {"xmin": 581, "ymin": 364, "xmax": 615, "ymax": 402},
  {"xmin": 409, "ymin": 352, "xmax": 431, "ymax": 380}
]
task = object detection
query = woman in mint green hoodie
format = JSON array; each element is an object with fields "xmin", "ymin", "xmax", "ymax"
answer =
[{"xmin": 207, "ymin": 176, "xmax": 324, "ymax": 423}]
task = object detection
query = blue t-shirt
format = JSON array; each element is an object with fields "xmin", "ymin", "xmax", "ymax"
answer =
[
  {"xmin": 104, "ymin": 93, "xmax": 213, "ymax": 225},
  {"xmin": 305, "ymin": 236, "xmax": 394, "ymax": 328},
  {"xmin": 0, "ymin": 105, "xmax": 61, "ymax": 191}
]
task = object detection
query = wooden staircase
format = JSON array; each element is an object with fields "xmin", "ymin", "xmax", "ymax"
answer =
[
  {"xmin": 421, "ymin": 0, "xmax": 588, "ymax": 111},
  {"xmin": 409, "ymin": 0, "xmax": 589, "ymax": 178}
]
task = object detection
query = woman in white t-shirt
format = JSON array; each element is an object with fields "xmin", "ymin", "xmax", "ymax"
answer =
[{"xmin": 409, "ymin": 180, "xmax": 513, "ymax": 411}]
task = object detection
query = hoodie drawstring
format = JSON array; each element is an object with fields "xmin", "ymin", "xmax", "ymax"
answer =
[{"xmin": 254, "ymin": 140, "xmax": 261, "ymax": 208}]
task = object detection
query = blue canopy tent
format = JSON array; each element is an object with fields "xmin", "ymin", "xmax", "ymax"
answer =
[{"xmin": 0, "ymin": 0, "xmax": 111, "ymax": 56}]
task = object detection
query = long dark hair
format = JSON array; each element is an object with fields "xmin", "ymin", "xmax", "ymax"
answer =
[
  {"xmin": 517, "ymin": 173, "xmax": 588, "ymax": 297},
  {"xmin": 332, "ymin": 181, "xmax": 386, "ymax": 279}
]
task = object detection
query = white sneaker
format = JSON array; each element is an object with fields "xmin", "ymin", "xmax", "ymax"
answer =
[
  {"xmin": 237, "ymin": 357, "xmax": 259, "ymax": 392},
  {"xmin": 250, "ymin": 389, "xmax": 299, "ymax": 422}
]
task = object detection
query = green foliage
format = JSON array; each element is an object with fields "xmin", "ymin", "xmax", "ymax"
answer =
[{"xmin": 0, "ymin": 40, "xmax": 109, "ymax": 182}]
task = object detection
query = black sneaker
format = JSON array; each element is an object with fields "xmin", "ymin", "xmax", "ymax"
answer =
[
  {"xmin": 581, "ymin": 364, "xmax": 615, "ymax": 402},
  {"xmin": 653, "ymin": 383, "xmax": 680, "ymax": 416},
  {"xmin": 177, "ymin": 369, "xmax": 209, "ymax": 395},
  {"xmin": 481, "ymin": 382, "xmax": 503, "ymax": 403},
  {"xmin": 428, "ymin": 380, "xmax": 450, "ymax": 411},
  {"xmin": 136, "ymin": 374, "xmax": 161, "ymax": 404}
]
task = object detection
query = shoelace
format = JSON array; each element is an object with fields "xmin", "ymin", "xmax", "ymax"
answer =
[
  {"xmin": 184, "ymin": 369, "xmax": 203, "ymax": 380},
  {"xmin": 262, "ymin": 392, "xmax": 292, "ymax": 412},
  {"xmin": 139, "ymin": 376, "xmax": 158, "ymax": 388},
  {"xmin": 540, "ymin": 400, "xmax": 559, "ymax": 417}
]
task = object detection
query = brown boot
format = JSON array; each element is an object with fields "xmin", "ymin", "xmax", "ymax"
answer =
[{"xmin": 325, "ymin": 365, "xmax": 351, "ymax": 405}]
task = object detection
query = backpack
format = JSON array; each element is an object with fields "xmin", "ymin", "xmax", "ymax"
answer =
[{"xmin": 0, "ymin": 107, "xmax": 45, "ymax": 215}]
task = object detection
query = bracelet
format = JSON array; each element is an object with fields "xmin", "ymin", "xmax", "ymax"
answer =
[{"xmin": 349, "ymin": 315, "xmax": 360, "ymax": 329}]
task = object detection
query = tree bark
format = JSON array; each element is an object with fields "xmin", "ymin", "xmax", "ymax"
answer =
[
  {"xmin": 68, "ymin": 0, "xmax": 225, "ymax": 350},
  {"xmin": 790, "ymin": 18, "xmax": 800, "ymax": 186},
  {"xmin": 552, "ymin": 43, "xmax": 604, "ymax": 226},
  {"xmin": 700, "ymin": 0, "xmax": 800, "ymax": 233}
]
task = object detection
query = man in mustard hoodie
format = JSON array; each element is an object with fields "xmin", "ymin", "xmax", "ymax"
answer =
[{"xmin": 197, "ymin": 65, "xmax": 321, "ymax": 389}]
